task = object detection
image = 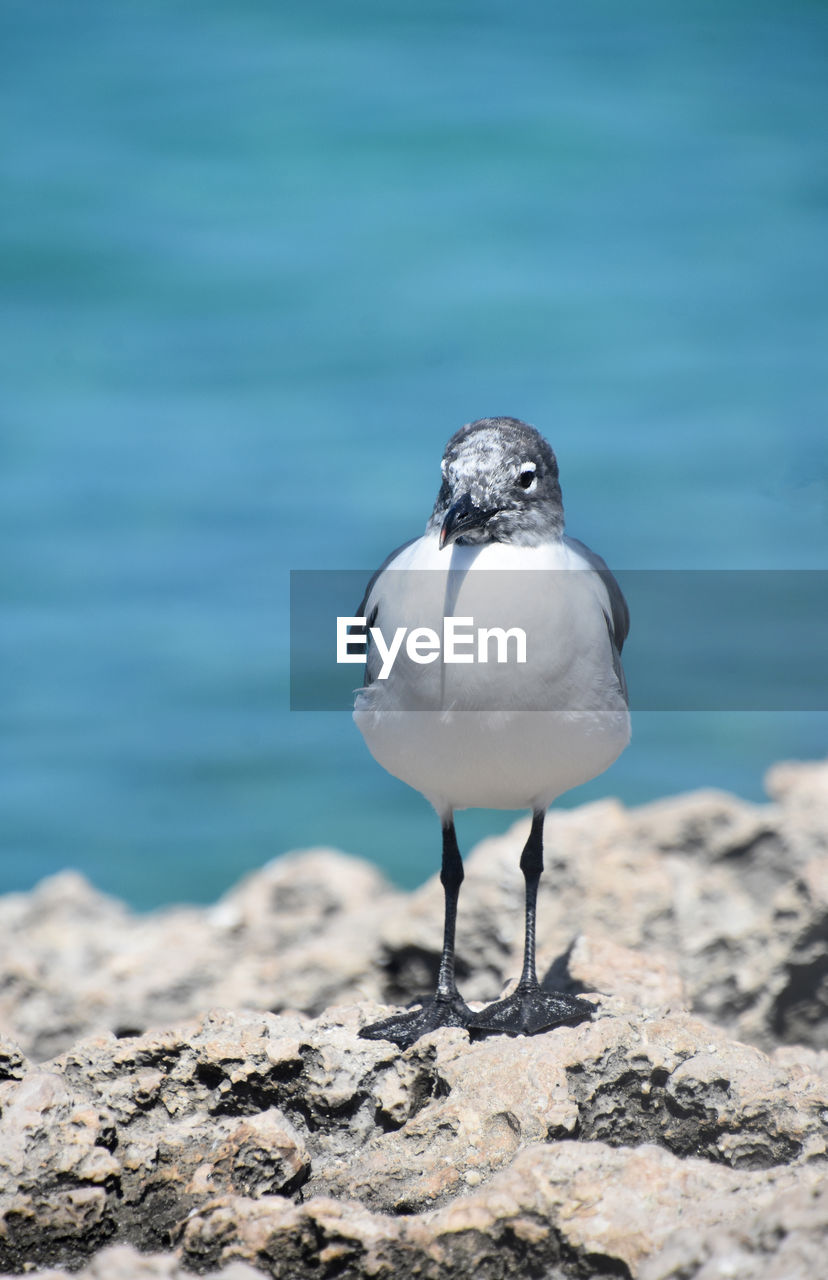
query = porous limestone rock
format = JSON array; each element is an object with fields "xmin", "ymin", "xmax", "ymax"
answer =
[
  {"xmin": 0, "ymin": 759, "xmax": 827, "ymax": 1278},
  {"xmin": 0, "ymin": 1000, "xmax": 827, "ymax": 1277},
  {"xmin": 2, "ymin": 761, "xmax": 827, "ymax": 1064}
]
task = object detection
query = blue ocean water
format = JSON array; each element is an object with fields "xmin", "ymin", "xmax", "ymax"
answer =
[{"xmin": 1, "ymin": 1, "xmax": 826, "ymax": 908}]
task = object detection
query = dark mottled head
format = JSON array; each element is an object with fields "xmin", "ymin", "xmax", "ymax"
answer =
[{"xmin": 426, "ymin": 417, "xmax": 565, "ymax": 548}]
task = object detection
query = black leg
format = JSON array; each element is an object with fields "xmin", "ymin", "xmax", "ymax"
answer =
[
  {"xmin": 517, "ymin": 808, "xmax": 544, "ymax": 991},
  {"xmin": 435, "ymin": 819, "xmax": 463, "ymax": 997},
  {"xmin": 359, "ymin": 818, "xmax": 473, "ymax": 1048},
  {"xmin": 469, "ymin": 809, "xmax": 595, "ymax": 1037}
]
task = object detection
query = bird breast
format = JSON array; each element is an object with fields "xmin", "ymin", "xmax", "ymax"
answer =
[{"xmin": 353, "ymin": 534, "xmax": 630, "ymax": 814}]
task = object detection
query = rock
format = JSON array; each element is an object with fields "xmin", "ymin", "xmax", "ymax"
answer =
[
  {"xmin": 0, "ymin": 1002, "xmax": 827, "ymax": 1276},
  {"xmin": 1, "ymin": 759, "xmax": 828, "ymax": 1276},
  {"xmin": 639, "ymin": 1177, "xmax": 828, "ymax": 1280},
  {"xmin": 566, "ymin": 932, "xmax": 688, "ymax": 1012},
  {"xmin": 0, "ymin": 1040, "xmax": 26, "ymax": 1087},
  {"xmin": 0, "ymin": 1241, "xmax": 265, "ymax": 1278},
  {"xmin": 374, "ymin": 761, "xmax": 828, "ymax": 1053},
  {"xmin": 0, "ymin": 851, "xmax": 399, "ymax": 1062},
  {"xmin": 2, "ymin": 765, "xmax": 828, "ymax": 1061},
  {"xmin": 179, "ymin": 1148, "xmax": 826, "ymax": 1280}
]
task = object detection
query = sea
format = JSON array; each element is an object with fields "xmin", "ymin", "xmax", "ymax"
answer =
[{"xmin": 1, "ymin": 1, "xmax": 826, "ymax": 908}]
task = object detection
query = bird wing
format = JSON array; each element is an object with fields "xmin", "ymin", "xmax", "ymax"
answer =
[
  {"xmin": 564, "ymin": 535, "xmax": 630, "ymax": 703},
  {"xmin": 354, "ymin": 537, "xmax": 420, "ymax": 687},
  {"xmin": 356, "ymin": 537, "xmax": 419, "ymax": 619}
]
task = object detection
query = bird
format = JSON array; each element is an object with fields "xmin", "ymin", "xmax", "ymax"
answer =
[{"xmin": 353, "ymin": 416, "xmax": 630, "ymax": 1048}]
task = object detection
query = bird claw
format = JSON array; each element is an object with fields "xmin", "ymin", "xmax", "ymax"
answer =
[
  {"xmin": 468, "ymin": 987, "xmax": 596, "ymax": 1037},
  {"xmin": 358, "ymin": 993, "xmax": 473, "ymax": 1049}
]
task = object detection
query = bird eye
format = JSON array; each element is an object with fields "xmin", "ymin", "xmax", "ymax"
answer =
[{"xmin": 518, "ymin": 464, "xmax": 537, "ymax": 490}]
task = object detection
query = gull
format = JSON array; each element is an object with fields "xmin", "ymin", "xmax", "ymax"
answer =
[{"xmin": 353, "ymin": 417, "xmax": 630, "ymax": 1047}]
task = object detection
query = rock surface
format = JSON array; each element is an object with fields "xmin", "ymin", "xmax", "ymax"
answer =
[
  {"xmin": 2, "ymin": 762, "xmax": 827, "ymax": 1067},
  {"xmin": 0, "ymin": 758, "xmax": 827, "ymax": 1278}
]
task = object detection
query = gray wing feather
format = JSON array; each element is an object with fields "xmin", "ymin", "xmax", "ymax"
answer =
[
  {"xmin": 354, "ymin": 537, "xmax": 419, "ymax": 687},
  {"xmin": 565, "ymin": 535, "xmax": 630, "ymax": 703},
  {"xmin": 355, "ymin": 536, "xmax": 419, "ymax": 619}
]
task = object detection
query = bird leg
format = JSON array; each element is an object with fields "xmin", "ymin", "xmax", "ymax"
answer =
[
  {"xmin": 359, "ymin": 819, "xmax": 473, "ymax": 1048},
  {"xmin": 469, "ymin": 810, "xmax": 595, "ymax": 1036}
]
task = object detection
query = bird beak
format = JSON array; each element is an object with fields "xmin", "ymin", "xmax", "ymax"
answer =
[{"xmin": 439, "ymin": 493, "xmax": 492, "ymax": 549}]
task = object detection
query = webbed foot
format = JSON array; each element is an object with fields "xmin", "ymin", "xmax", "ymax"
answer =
[
  {"xmin": 468, "ymin": 986, "xmax": 595, "ymax": 1037},
  {"xmin": 359, "ymin": 992, "xmax": 473, "ymax": 1049}
]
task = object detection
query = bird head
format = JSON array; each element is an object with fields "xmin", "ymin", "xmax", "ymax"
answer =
[{"xmin": 428, "ymin": 417, "xmax": 565, "ymax": 549}]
